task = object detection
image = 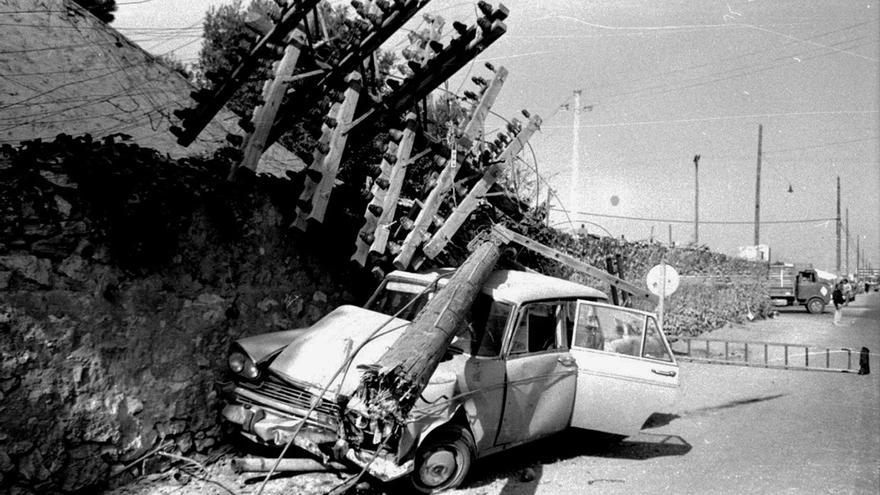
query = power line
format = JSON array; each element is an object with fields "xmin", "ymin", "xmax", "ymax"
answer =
[
  {"xmin": 541, "ymin": 110, "xmax": 879, "ymax": 129},
  {"xmin": 593, "ymin": 34, "xmax": 878, "ymax": 105},
  {"xmin": 550, "ymin": 208, "xmax": 837, "ymax": 225},
  {"xmin": 544, "ymin": 18, "xmax": 878, "ymax": 110}
]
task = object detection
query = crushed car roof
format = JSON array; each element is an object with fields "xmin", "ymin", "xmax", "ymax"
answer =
[{"xmin": 386, "ymin": 269, "xmax": 607, "ymax": 304}]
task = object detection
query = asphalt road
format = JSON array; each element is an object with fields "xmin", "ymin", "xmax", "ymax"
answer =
[{"xmin": 453, "ymin": 290, "xmax": 880, "ymax": 495}]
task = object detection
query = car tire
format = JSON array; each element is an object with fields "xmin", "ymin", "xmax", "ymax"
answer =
[
  {"xmin": 806, "ymin": 298, "xmax": 825, "ymax": 314},
  {"xmin": 410, "ymin": 424, "xmax": 475, "ymax": 494}
]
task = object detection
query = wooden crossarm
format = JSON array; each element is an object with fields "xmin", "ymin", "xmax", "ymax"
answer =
[
  {"xmin": 267, "ymin": 0, "xmax": 433, "ymax": 147},
  {"xmin": 173, "ymin": 0, "xmax": 320, "ymax": 146},
  {"xmin": 370, "ymin": 115, "xmax": 419, "ymax": 255},
  {"xmin": 234, "ymin": 31, "xmax": 307, "ymax": 177},
  {"xmin": 350, "ymin": 19, "xmax": 507, "ymax": 134},
  {"xmin": 293, "ymin": 73, "xmax": 361, "ymax": 230},
  {"xmin": 458, "ymin": 67, "xmax": 508, "ymax": 148},
  {"xmin": 351, "ymin": 115, "xmax": 417, "ymax": 265}
]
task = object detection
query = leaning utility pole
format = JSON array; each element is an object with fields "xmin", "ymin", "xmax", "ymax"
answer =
[
  {"xmin": 754, "ymin": 124, "xmax": 763, "ymax": 245},
  {"xmin": 836, "ymin": 176, "xmax": 841, "ymax": 275},
  {"xmin": 693, "ymin": 154, "xmax": 701, "ymax": 244}
]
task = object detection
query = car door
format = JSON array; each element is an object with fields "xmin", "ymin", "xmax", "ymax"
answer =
[
  {"xmin": 495, "ymin": 301, "xmax": 577, "ymax": 446},
  {"xmin": 568, "ymin": 301, "xmax": 679, "ymax": 436}
]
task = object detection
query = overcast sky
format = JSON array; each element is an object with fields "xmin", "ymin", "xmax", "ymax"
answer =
[{"xmin": 115, "ymin": 0, "xmax": 880, "ymax": 274}]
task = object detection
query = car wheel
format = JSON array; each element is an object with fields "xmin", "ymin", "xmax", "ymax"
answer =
[
  {"xmin": 411, "ymin": 424, "xmax": 475, "ymax": 494},
  {"xmin": 806, "ymin": 298, "xmax": 825, "ymax": 314}
]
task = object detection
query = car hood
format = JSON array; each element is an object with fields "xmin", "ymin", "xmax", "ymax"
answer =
[
  {"xmin": 267, "ymin": 305, "xmax": 411, "ymax": 395},
  {"xmin": 237, "ymin": 328, "xmax": 312, "ymax": 364}
]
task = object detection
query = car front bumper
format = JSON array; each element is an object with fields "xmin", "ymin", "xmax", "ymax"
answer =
[{"xmin": 221, "ymin": 400, "xmax": 413, "ymax": 482}]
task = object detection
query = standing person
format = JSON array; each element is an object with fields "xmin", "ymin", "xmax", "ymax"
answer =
[
  {"xmin": 832, "ymin": 282, "xmax": 845, "ymax": 326},
  {"xmin": 843, "ymin": 279, "xmax": 853, "ymax": 305}
]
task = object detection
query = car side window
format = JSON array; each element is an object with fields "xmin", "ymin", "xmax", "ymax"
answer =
[
  {"xmin": 573, "ymin": 303, "xmax": 604, "ymax": 350},
  {"xmin": 509, "ymin": 302, "xmax": 564, "ymax": 356},
  {"xmin": 573, "ymin": 303, "xmax": 646, "ymax": 357},
  {"xmin": 642, "ymin": 317, "xmax": 673, "ymax": 362}
]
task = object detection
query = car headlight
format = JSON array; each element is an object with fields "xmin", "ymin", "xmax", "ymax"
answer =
[{"xmin": 228, "ymin": 350, "xmax": 260, "ymax": 380}]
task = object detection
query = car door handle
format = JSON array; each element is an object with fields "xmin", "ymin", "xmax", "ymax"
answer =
[
  {"xmin": 651, "ymin": 369, "xmax": 677, "ymax": 377},
  {"xmin": 558, "ymin": 356, "xmax": 577, "ymax": 367}
]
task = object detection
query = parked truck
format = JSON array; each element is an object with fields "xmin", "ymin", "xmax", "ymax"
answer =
[{"xmin": 768, "ymin": 262, "xmax": 833, "ymax": 313}]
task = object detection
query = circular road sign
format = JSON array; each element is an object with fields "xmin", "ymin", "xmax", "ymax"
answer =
[{"xmin": 646, "ymin": 264, "xmax": 680, "ymax": 297}]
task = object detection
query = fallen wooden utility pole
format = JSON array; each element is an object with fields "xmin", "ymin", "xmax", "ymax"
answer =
[
  {"xmin": 344, "ymin": 224, "xmax": 658, "ymax": 458},
  {"xmin": 492, "ymin": 224, "xmax": 659, "ymax": 304},
  {"xmin": 344, "ymin": 231, "xmax": 505, "ymax": 446},
  {"xmin": 232, "ymin": 456, "xmax": 348, "ymax": 473}
]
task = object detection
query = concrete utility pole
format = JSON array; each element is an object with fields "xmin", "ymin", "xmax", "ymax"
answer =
[
  {"xmin": 836, "ymin": 176, "xmax": 841, "ymax": 275},
  {"xmin": 693, "ymin": 154, "xmax": 701, "ymax": 244},
  {"xmin": 570, "ymin": 89, "xmax": 582, "ymax": 211},
  {"xmin": 754, "ymin": 124, "xmax": 763, "ymax": 245},
  {"xmin": 668, "ymin": 224, "xmax": 673, "ymax": 245}
]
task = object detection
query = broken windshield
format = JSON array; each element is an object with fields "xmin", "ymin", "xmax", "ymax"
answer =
[{"xmin": 365, "ymin": 279, "xmax": 436, "ymax": 321}]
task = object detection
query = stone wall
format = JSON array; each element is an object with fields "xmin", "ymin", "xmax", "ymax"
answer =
[
  {"xmin": 507, "ymin": 223, "xmax": 770, "ymax": 336},
  {"xmin": 0, "ymin": 136, "xmax": 371, "ymax": 494}
]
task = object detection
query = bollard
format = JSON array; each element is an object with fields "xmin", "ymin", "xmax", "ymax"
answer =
[{"xmin": 858, "ymin": 347, "xmax": 870, "ymax": 375}]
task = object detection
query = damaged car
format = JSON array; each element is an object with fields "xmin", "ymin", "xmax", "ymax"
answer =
[{"xmin": 220, "ymin": 269, "xmax": 680, "ymax": 492}]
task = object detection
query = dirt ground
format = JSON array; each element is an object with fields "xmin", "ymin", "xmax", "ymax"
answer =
[{"xmin": 110, "ymin": 291, "xmax": 880, "ymax": 495}]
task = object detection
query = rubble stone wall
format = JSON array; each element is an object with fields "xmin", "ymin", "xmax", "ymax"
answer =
[
  {"xmin": 513, "ymin": 225, "xmax": 770, "ymax": 336},
  {"xmin": 0, "ymin": 136, "xmax": 369, "ymax": 494}
]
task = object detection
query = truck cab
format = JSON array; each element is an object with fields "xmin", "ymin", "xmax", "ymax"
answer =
[{"xmin": 768, "ymin": 263, "xmax": 832, "ymax": 313}]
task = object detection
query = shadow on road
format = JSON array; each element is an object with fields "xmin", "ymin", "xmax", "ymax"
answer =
[
  {"xmin": 680, "ymin": 393, "xmax": 786, "ymax": 417},
  {"xmin": 461, "ymin": 429, "xmax": 691, "ymax": 494}
]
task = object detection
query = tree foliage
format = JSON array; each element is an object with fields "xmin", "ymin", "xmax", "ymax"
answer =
[
  {"xmin": 74, "ymin": 0, "xmax": 117, "ymax": 23},
  {"xmin": 197, "ymin": 0, "xmax": 277, "ymax": 115}
]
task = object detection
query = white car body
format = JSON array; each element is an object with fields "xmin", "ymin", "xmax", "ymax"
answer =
[{"xmin": 221, "ymin": 269, "xmax": 680, "ymax": 490}]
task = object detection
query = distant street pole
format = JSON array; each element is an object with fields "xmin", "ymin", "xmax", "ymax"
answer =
[
  {"xmin": 845, "ymin": 207, "xmax": 850, "ymax": 275},
  {"xmin": 754, "ymin": 124, "xmax": 763, "ymax": 245},
  {"xmin": 856, "ymin": 235, "xmax": 860, "ymax": 274},
  {"xmin": 569, "ymin": 89, "xmax": 582, "ymax": 211},
  {"xmin": 668, "ymin": 224, "xmax": 673, "ymax": 245},
  {"xmin": 836, "ymin": 176, "xmax": 841, "ymax": 275},
  {"xmin": 693, "ymin": 154, "xmax": 701, "ymax": 245}
]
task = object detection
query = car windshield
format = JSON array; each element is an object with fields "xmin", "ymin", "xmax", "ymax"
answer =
[{"xmin": 365, "ymin": 279, "xmax": 436, "ymax": 320}]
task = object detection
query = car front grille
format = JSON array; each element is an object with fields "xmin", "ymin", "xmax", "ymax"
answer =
[{"xmin": 234, "ymin": 373, "xmax": 342, "ymax": 422}]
